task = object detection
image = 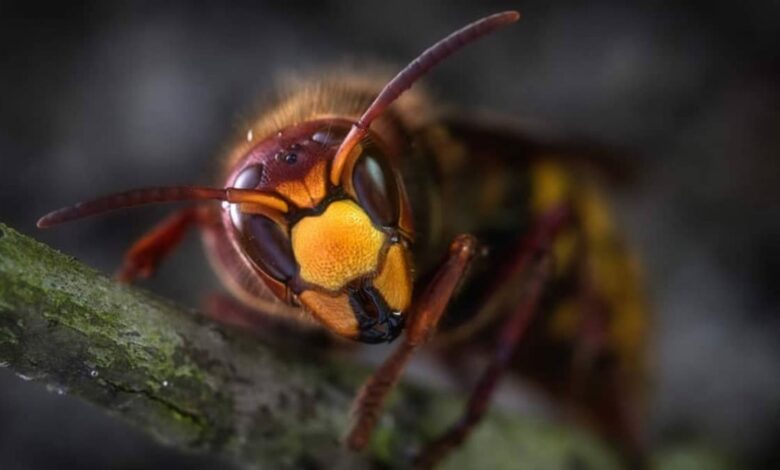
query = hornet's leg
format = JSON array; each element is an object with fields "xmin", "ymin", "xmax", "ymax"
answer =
[
  {"xmin": 347, "ymin": 234, "xmax": 479, "ymax": 451},
  {"xmin": 570, "ymin": 259, "xmax": 648, "ymax": 469},
  {"xmin": 203, "ymin": 292, "xmax": 339, "ymax": 350},
  {"xmin": 203, "ymin": 292, "xmax": 280, "ymax": 334},
  {"xmin": 116, "ymin": 206, "xmax": 212, "ymax": 282},
  {"xmin": 569, "ymin": 255, "xmax": 610, "ymax": 401},
  {"xmin": 414, "ymin": 205, "xmax": 572, "ymax": 469}
]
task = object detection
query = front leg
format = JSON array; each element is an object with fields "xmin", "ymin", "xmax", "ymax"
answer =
[
  {"xmin": 116, "ymin": 206, "xmax": 213, "ymax": 282},
  {"xmin": 347, "ymin": 234, "xmax": 479, "ymax": 450},
  {"xmin": 414, "ymin": 205, "xmax": 571, "ymax": 469}
]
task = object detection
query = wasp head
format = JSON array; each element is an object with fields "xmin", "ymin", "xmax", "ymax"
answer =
[{"xmin": 226, "ymin": 119, "xmax": 414, "ymax": 343}]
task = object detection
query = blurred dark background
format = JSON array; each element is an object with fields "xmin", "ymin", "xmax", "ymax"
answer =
[{"xmin": 1, "ymin": 1, "xmax": 778, "ymax": 469}]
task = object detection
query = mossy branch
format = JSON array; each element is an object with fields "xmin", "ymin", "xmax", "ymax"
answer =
[{"xmin": 0, "ymin": 222, "xmax": 636, "ymax": 469}]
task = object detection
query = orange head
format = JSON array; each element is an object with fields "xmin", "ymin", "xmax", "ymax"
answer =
[{"xmin": 224, "ymin": 119, "xmax": 414, "ymax": 342}]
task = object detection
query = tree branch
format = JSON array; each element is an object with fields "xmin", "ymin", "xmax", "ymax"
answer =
[{"xmin": 0, "ymin": 222, "xmax": 629, "ymax": 469}]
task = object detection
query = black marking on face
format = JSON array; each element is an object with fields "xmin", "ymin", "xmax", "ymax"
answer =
[{"xmin": 349, "ymin": 284, "xmax": 404, "ymax": 343}]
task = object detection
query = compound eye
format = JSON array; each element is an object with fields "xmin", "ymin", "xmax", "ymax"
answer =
[
  {"xmin": 351, "ymin": 147, "xmax": 399, "ymax": 227},
  {"xmin": 237, "ymin": 214, "xmax": 298, "ymax": 282},
  {"xmin": 230, "ymin": 163, "xmax": 297, "ymax": 282},
  {"xmin": 234, "ymin": 163, "xmax": 264, "ymax": 189},
  {"xmin": 229, "ymin": 163, "xmax": 265, "ymax": 230}
]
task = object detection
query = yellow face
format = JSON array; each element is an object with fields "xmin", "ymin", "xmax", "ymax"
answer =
[
  {"xmin": 291, "ymin": 200, "xmax": 412, "ymax": 342},
  {"xmin": 226, "ymin": 121, "xmax": 415, "ymax": 343}
]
